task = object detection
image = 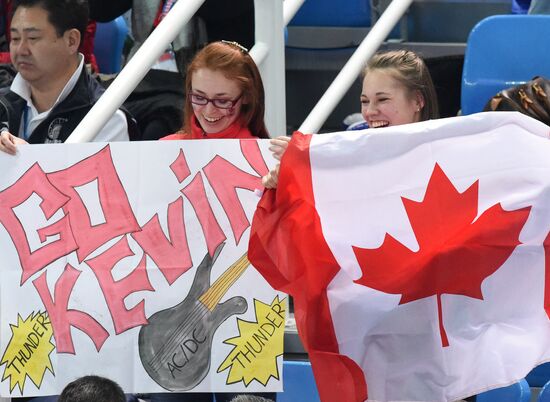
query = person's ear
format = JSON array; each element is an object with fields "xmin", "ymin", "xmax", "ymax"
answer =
[
  {"xmin": 415, "ymin": 90, "xmax": 425, "ymax": 111},
  {"xmin": 64, "ymin": 28, "xmax": 81, "ymax": 54}
]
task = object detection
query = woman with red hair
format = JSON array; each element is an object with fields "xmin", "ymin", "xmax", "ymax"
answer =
[
  {"xmin": 162, "ymin": 40, "xmax": 269, "ymax": 141},
  {"xmin": 154, "ymin": 41, "xmax": 274, "ymax": 402}
]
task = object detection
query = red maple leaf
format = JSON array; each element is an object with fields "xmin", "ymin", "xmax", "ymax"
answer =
[{"xmin": 353, "ymin": 163, "xmax": 531, "ymax": 347}]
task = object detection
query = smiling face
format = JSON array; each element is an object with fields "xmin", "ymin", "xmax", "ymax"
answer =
[
  {"xmin": 190, "ymin": 68, "xmax": 244, "ymax": 135},
  {"xmin": 361, "ymin": 68, "xmax": 424, "ymax": 129},
  {"xmin": 10, "ymin": 5, "xmax": 80, "ymax": 91}
]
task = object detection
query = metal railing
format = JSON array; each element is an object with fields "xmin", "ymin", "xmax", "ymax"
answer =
[
  {"xmin": 66, "ymin": 0, "xmax": 410, "ymax": 141},
  {"xmin": 298, "ymin": 0, "xmax": 414, "ymax": 134},
  {"xmin": 284, "ymin": 0, "xmax": 306, "ymax": 26},
  {"xmin": 67, "ymin": 0, "xmax": 289, "ymax": 142}
]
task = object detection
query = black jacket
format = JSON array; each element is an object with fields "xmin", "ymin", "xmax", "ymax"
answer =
[
  {"xmin": 89, "ymin": 0, "xmax": 255, "ymax": 49},
  {"xmin": 0, "ymin": 65, "xmax": 138, "ymax": 143},
  {"xmin": 89, "ymin": 0, "xmax": 253, "ymax": 23}
]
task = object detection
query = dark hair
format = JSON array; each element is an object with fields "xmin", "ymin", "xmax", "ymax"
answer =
[
  {"xmin": 364, "ymin": 50, "xmax": 439, "ymax": 121},
  {"xmin": 229, "ymin": 396, "xmax": 274, "ymax": 402},
  {"xmin": 12, "ymin": 0, "xmax": 89, "ymax": 40},
  {"xmin": 58, "ymin": 375, "xmax": 126, "ymax": 402},
  {"xmin": 184, "ymin": 41, "xmax": 269, "ymax": 139}
]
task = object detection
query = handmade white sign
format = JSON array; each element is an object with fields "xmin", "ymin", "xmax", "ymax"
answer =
[{"xmin": 0, "ymin": 139, "xmax": 284, "ymax": 397}]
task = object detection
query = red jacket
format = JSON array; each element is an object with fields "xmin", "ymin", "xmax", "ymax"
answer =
[
  {"xmin": 161, "ymin": 116, "xmax": 257, "ymax": 140},
  {"xmin": 0, "ymin": 0, "xmax": 11, "ymax": 63},
  {"xmin": 81, "ymin": 21, "xmax": 99, "ymax": 73}
]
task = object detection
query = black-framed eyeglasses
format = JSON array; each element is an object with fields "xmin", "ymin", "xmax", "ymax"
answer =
[{"xmin": 189, "ymin": 92, "xmax": 242, "ymax": 109}]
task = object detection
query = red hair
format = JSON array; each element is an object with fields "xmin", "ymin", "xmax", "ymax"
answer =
[{"xmin": 184, "ymin": 41, "xmax": 269, "ymax": 138}]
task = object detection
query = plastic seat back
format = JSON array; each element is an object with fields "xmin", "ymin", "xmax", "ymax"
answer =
[
  {"xmin": 527, "ymin": 362, "xmax": 550, "ymax": 387},
  {"xmin": 289, "ymin": 0, "xmax": 370, "ymax": 27},
  {"xmin": 476, "ymin": 379, "xmax": 531, "ymax": 402},
  {"xmin": 461, "ymin": 15, "xmax": 550, "ymax": 115},
  {"xmin": 538, "ymin": 379, "xmax": 550, "ymax": 402},
  {"xmin": 94, "ymin": 16, "xmax": 128, "ymax": 74},
  {"xmin": 277, "ymin": 360, "xmax": 320, "ymax": 402}
]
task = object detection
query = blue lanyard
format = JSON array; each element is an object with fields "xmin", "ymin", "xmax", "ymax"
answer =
[{"xmin": 22, "ymin": 105, "xmax": 30, "ymax": 140}]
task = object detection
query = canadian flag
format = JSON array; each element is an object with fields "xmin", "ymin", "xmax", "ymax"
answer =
[{"xmin": 248, "ymin": 112, "xmax": 550, "ymax": 402}]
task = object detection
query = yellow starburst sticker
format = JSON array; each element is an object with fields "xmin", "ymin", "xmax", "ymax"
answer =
[
  {"xmin": 0, "ymin": 312, "xmax": 55, "ymax": 394},
  {"xmin": 218, "ymin": 296, "xmax": 286, "ymax": 386}
]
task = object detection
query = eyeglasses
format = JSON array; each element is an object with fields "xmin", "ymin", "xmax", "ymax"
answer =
[{"xmin": 189, "ymin": 92, "xmax": 242, "ymax": 109}]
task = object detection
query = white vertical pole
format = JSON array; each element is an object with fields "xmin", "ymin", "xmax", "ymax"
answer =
[
  {"xmin": 299, "ymin": 0, "xmax": 414, "ymax": 134},
  {"xmin": 66, "ymin": 0, "xmax": 205, "ymax": 143},
  {"xmin": 251, "ymin": 0, "xmax": 286, "ymax": 137},
  {"xmin": 283, "ymin": 0, "xmax": 306, "ymax": 26}
]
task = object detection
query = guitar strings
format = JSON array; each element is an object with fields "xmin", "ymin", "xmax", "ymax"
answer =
[{"xmin": 200, "ymin": 255, "xmax": 249, "ymax": 309}]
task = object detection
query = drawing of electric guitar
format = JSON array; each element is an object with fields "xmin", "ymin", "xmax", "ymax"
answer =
[{"xmin": 138, "ymin": 242, "xmax": 250, "ymax": 391}]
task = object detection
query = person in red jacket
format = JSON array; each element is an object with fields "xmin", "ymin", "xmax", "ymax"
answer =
[
  {"xmin": 162, "ymin": 40, "xmax": 269, "ymax": 141},
  {"xmin": 157, "ymin": 40, "xmax": 274, "ymax": 402}
]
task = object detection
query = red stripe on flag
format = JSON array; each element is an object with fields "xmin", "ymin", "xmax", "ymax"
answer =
[{"xmin": 249, "ymin": 132, "xmax": 368, "ymax": 402}]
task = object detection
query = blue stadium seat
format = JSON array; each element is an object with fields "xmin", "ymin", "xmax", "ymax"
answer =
[
  {"xmin": 94, "ymin": 16, "xmax": 128, "ymax": 74},
  {"xmin": 461, "ymin": 15, "xmax": 550, "ymax": 115},
  {"xmin": 512, "ymin": 0, "xmax": 531, "ymax": 14},
  {"xmin": 277, "ymin": 360, "xmax": 320, "ymax": 402},
  {"xmin": 538, "ymin": 379, "xmax": 550, "ymax": 402},
  {"xmin": 476, "ymin": 379, "xmax": 531, "ymax": 402},
  {"xmin": 289, "ymin": 0, "xmax": 370, "ymax": 27},
  {"xmin": 527, "ymin": 362, "xmax": 550, "ymax": 387}
]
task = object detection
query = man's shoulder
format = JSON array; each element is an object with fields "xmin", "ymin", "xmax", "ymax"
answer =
[
  {"xmin": 50, "ymin": 65, "xmax": 105, "ymax": 116},
  {"xmin": 73, "ymin": 66, "xmax": 105, "ymax": 103},
  {"xmin": 0, "ymin": 88, "xmax": 25, "ymax": 115},
  {"xmin": 0, "ymin": 87, "xmax": 22, "ymax": 101}
]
